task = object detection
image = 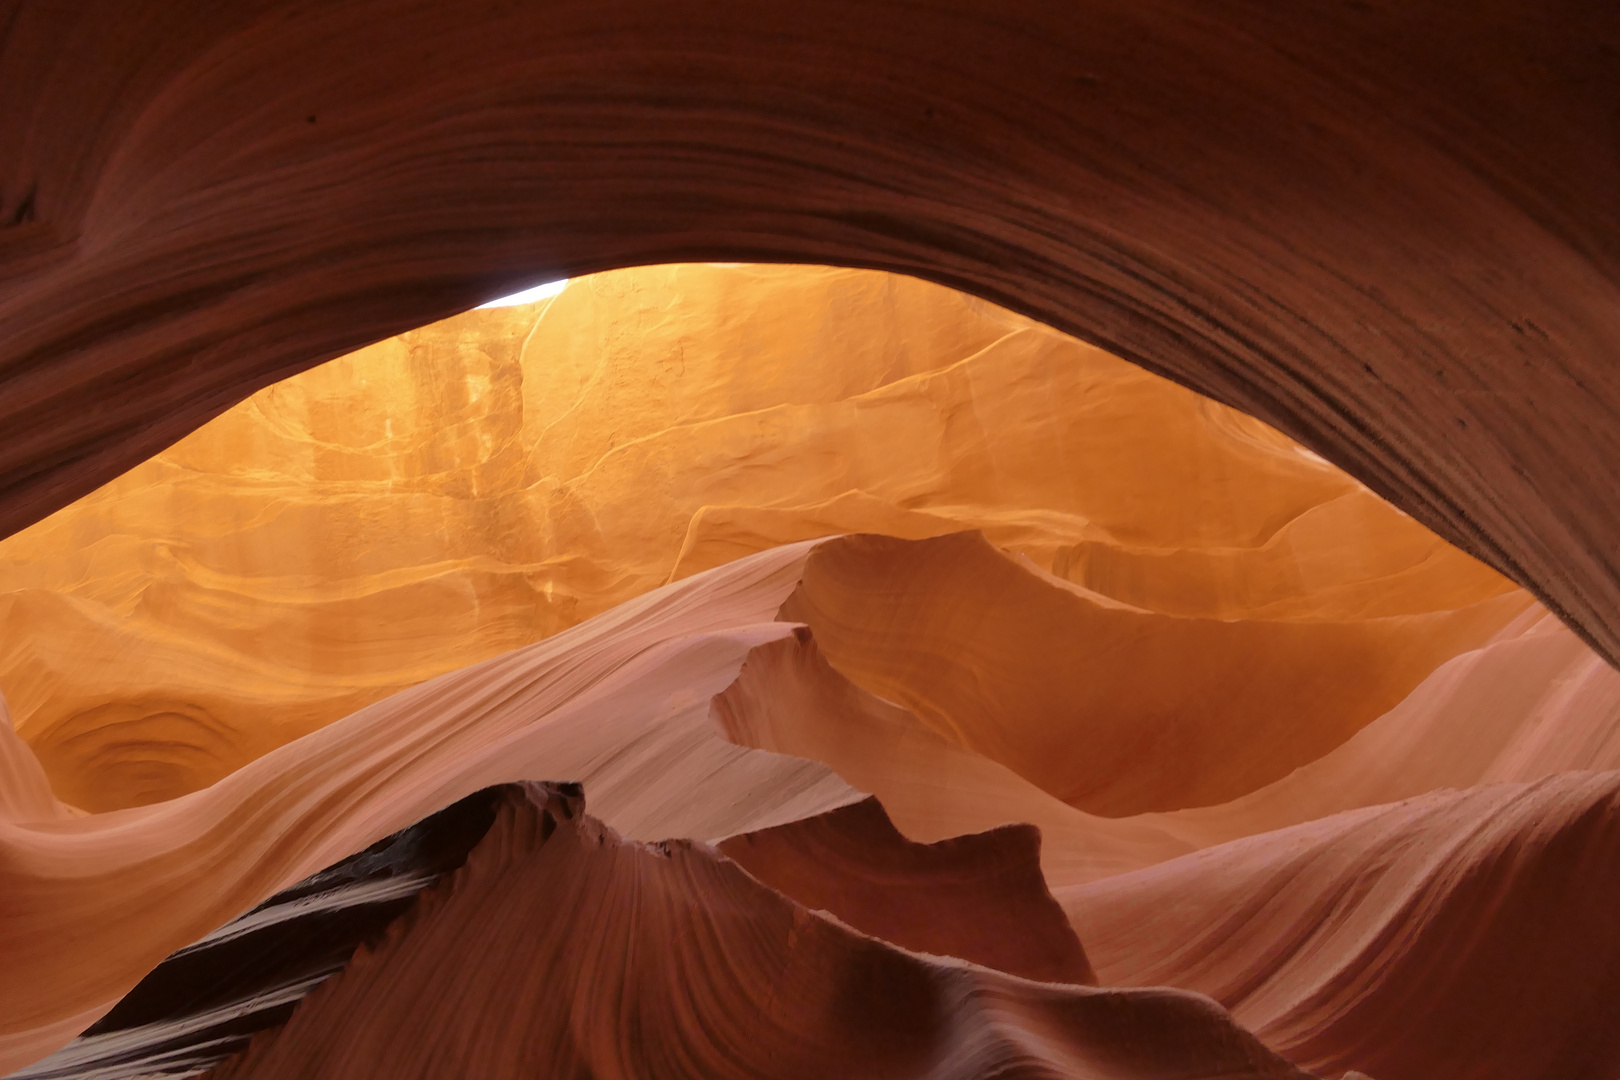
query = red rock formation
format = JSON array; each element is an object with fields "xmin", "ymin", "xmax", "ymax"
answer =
[
  {"xmin": 7, "ymin": 525, "xmax": 1560, "ymax": 1076},
  {"xmin": 718, "ymin": 795, "xmax": 1096, "ymax": 985},
  {"xmin": 11, "ymin": 227, "xmax": 1602, "ymax": 1080},
  {"xmin": 7, "ymin": 788, "xmax": 509, "ymax": 1080},
  {"xmin": 1061, "ymin": 772, "xmax": 1620, "ymax": 1080},
  {"xmin": 6, "ymin": 528, "xmax": 1620, "ymax": 1078},
  {"xmin": 0, "ymin": 543, "xmax": 856, "ymax": 1073},
  {"xmin": 3, "ymin": 21, "xmax": 1617, "ymax": 1055},
  {"xmin": 3, "ymin": 2, "xmax": 1617, "ymax": 667},
  {"xmin": 202, "ymin": 782, "xmax": 1313, "ymax": 1080}
]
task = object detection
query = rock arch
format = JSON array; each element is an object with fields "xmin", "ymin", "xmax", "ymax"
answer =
[{"xmin": 3, "ymin": 0, "xmax": 1617, "ymax": 657}]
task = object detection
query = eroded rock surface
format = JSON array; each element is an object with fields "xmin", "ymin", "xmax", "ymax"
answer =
[
  {"xmin": 203, "ymin": 783, "xmax": 1310, "ymax": 1080},
  {"xmin": 2, "ymin": 263, "xmax": 1615, "ymax": 1080},
  {"xmin": 0, "ymin": 265, "xmax": 1517, "ymax": 812}
]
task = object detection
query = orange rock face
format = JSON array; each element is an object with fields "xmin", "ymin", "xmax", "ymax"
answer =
[
  {"xmin": 0, "ymin": 263, "xmax": 1518, "ymax": 813},
  {"xmin": 4, "ymin": 262, "xmax": 1618, "ymax": 1080},
  {"xmin": 781, "ymin": 531, "xmax": 1526, "ymax": 815}
]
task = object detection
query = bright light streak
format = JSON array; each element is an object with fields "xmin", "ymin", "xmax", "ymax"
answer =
[{"xmin": 478, "ymin": 278, "xmax": 569, "ymax": 308}]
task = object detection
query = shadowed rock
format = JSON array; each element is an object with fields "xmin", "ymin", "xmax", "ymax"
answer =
[{"xmin": 5, "ymin": 787, "xmax": 506, "ymax": 1080}]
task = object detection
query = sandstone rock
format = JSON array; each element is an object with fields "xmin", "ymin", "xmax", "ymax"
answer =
[{"xmin": 0, "ymin": 265, "xmax": 1519, "ymax": 812}]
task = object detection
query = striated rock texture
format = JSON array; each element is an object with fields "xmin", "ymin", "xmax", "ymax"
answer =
[
  {"xmin": 2, "ymin": 1, "xmax": 1618, "ymax": 668},
  {"xmin": 8, "ymin": 789, "xmax": 506, "ymax": 1080},
  {"xmin": 202, "ymin": 782, "xmax": 1309, "ymax": 1080},
  {"xmin": 0, "ymin": 263, "xmax": 1520, "ymax": 812},
  {"xmin": 13, "ymin": 784, "xmax": 1113, "ymax": 1080},
  {"xmin": 2, "ymin": 530, "xmax": 1619, "ymax": 1077},
  {"xmin": 4, "ymin": 4, "xmax": 1620, "ymax": 1074},
  {"xmin": 1061, "ymin": 773, "xmax": 1620, "ymax": 1080},
  {"xmin": 0, "ymin": 542, "xmax": 858, "ymax": 1073},
  {"xmin": 11, "ymin": 251, "xmax": 1620, "ymax": 1077}
]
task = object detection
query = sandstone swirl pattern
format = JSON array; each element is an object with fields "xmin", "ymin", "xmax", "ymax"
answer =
[
  {"xmin": 204, "ymin": 783, "xmax": 1310, "ymax": 1080},
  {"xmin": 4, "ymin": 1, "xmax": 1618, "ymax": 666},
  {"xmin": 3, "ymin": 265, "xmax": 1618, "ymax": 1079},
  {"xmin": 0, "ymin": 265, "xmax": 1519, "ymax": 813}
]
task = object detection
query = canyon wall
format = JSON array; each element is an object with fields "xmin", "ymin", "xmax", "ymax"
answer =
[
  {"xmin": 3, "ymin": 1, "xmax": 1616, "ymax": 664},
  {"xmin": 3, "ymin": 4, "xmax": 1619, "ymax": 1076},
  {"xmin": 0, "ymin": 264, "xmax": 1521, "ymax": 812},
  {"xmin": 3, "ymin": 262, "xmax": 1618, "ymax": 1079}
]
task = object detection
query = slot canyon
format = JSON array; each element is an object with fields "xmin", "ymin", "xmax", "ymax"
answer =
[{"xmin": 3, "ymin": 6, "xmax": 1619, "ymax": 1080}]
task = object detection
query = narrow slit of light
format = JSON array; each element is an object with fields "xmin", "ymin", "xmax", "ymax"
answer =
[{"xmin": 478, "ymin": 278, "xmax": 569, "ymax": 308}]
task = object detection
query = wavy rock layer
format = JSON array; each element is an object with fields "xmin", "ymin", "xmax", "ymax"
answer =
[
  {"xmin": 3, "ymin": 527, "xmax": 1618, "ymax": 1077},
  {"xmin": 1, "ymin": 1, "xmax": 1617, "ymax": 670},
  {"xmin": 0, "ymin": 542, "xmax": 858, "ymax": 1073},
  {"xmin": 1061, "ymin": 772, "xmax": 1620, "ymax": 1080},
  {"xmin": 781, "ymin": 532, "xmax": 1528, "ymax": 815},
  {"xmin": 0, "ymin": 264, "xmax": 1518, "ymax": 812},
  {"xmin": 1141, "ymin": 606, "xmax": 1620, "ymax": 852},
  {"xmin": 203, "ymin": 782, "xmax": 1312, "ymax": 1080},
  {"xmin": 0, "ymin": 225, "xmax": 1612, "ymax": 1080},
  {"xmin": 9, "ymin": 788, "xmax": 505, "ymax": 1080}
]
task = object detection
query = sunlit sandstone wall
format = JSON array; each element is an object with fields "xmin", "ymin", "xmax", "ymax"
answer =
[{"xmin": 0, "ymin": 264, "xmax": 1523, "ymax": 811}]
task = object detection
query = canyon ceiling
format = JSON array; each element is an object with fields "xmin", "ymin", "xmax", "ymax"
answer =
[{"xmin": 2, "ymin": 0, "xmax": 1618, "ymax": 660}]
